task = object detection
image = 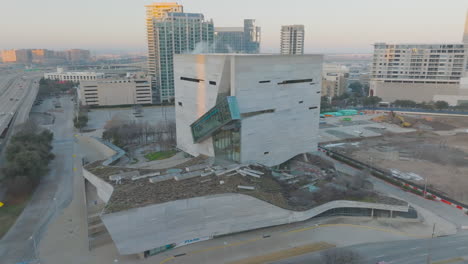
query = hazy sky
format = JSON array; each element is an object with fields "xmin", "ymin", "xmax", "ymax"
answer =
[{"xmin": 0, "ymin": 0, "xmax": 466, "ymax": 54}]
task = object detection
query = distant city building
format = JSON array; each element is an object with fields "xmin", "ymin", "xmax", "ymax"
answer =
[
  {"xmin": 214, "ymin": 19, "xmax": 262, "ymax": 54},
  {"xmin": 78, "ymin": 77, "xmax": 152, "ymax": 106},
  {"xmin": 32, "ymin": 49, "xmax": 55, "ymax": 64},
  {"xmin": 370, "ymin": 43, "xmax": 468, "ymax": 105},
  {"xmin": 280, "ymin": 25, "xmax": 305, "ymax": 55},
  {"xmin": 214, "ymin": 27, "xmax": 245, "ymax": 53},
  {"xmin": 1, "ymin": 49, "xmax": 17, "ymax": 63},
  {"xmin": 66, "ymin": 49, "xmax": 91, "ymax": 63},
  {"xmin": 145, "ymin": 4, "xmax": 214, "ymax": 103},
  {"xmin": 321, "ymin": 64, "xmax": 348, "ymax": 97},
  {"xmin": 44, "ymin": 68, "xmax": 105, "ymax": 82},
  {"xmin": 175, "ymin": 54, "xmax": 322, "ymax": 166},
  {"xmin": 1, "ymin": 48, "xmax": 90, "ymax": 64},
  {"xmin": 243, "ymin": 19, "xmax": 261, "ymax": 54}
]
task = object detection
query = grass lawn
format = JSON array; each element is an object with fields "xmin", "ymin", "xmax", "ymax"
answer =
[
  {"xmin": 0, "ymin": 195, "xmax": 30, "ymax": 239},
  {"xmin": 144, "ymin": 150, "xmax": 177, "ymax": 161}
]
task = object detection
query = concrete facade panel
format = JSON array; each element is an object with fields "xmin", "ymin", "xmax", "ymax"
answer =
[{"xmin": 100, "ymin": 192, "xmax": 408, "ymax": 255}]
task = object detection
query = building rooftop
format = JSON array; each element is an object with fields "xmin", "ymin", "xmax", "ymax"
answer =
[{"xmin": 85, "ymin": 154, "xmax": 407, "ymax": 214}]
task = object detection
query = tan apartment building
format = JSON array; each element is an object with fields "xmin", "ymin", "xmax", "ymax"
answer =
[
  {"xmin": 321, "ymin": 63, "xmax": 348, "ymax": 97},
  {"xmin": 370, "ymin": 43, "xmax": 468, "ymax": 104},
  {"xmin": 78, "ymin": 77, "xmax": 152, "ymax": 106}
]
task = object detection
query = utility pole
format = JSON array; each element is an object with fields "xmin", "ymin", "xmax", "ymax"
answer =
[{"xmin": 426, "ymin": 223, "xmax": 436, "ymax": 264}]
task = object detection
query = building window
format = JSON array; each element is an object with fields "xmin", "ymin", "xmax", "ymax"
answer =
[
  {"xmin": 264, "ymin": 152, "xmax": 269, "ymax": 155},
  {"xmin": 209, "ymin": 81, "xmax": 216, "ymax": 85},
  {"xmin": 241, "ymin": 109, "xmax": 275, "ymax": 118},
  {"xmin": 278, "ymin": 78, "xmax": 313, "ymax": 85},
  {"xmin": 178, "ymin": 102, "xmax": 183, "ymax": 106},
  {"xmin": 180, "ymin": 77, "xmax": 204, "ymax": 83},
  {"xmin": 309, "ymin": 106, "xmax": 318, "ymax": 110},
  {"xmin": 259, "ymin": 80, "xmax": 271, "ymax": 83},
  {"xmin": 298, "ymin": 101, "xmax": 304, "ymax": 104}
]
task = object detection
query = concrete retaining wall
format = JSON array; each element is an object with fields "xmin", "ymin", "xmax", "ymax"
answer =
[
  {"xmin": 100, "ymin": 192, "xmax": 408, "ymax": 255},
  {"xmin": 82, "ymin": 168, "xmax": 114, "ymax": 203}
]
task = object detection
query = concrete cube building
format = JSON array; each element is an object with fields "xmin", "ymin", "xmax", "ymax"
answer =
[{"xmin": 175, "ymin": 54, "xmax": 323, "ymax": 166}]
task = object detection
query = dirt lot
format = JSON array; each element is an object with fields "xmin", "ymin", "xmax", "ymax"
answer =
[
  {"xmin": 328, "ymin": 130, "xmax": 468, "ymax": 204},
  {"xmin": 380, "ymin": 114, "xmax": 468, "ymax": 131}
]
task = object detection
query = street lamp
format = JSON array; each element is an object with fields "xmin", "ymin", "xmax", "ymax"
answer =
[{"xmin": 29, "ymin": 235, "xmax": 37, "ymax": 261}]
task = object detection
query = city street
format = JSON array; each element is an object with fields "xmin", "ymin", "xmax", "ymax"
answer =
[
  {"xmin": 273, "ymin": 234, "xmax": 468, "ymax": 264},
  {"xmin": 0, "ymin": 95, "xmax": 76, "ymax": 264}
]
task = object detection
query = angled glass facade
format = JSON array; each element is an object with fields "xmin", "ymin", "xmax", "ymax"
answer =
[{"xmin": 190, "ymin": 96, "xmax": 240, "ymax": 143}]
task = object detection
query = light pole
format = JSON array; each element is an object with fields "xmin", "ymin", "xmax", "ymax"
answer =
[
  {"xmin": 29, "ymin": 235, "xmax": 38, "ymax": 261},
  {"xmin": 426, "ymin": 223, "xmax": 436, "ymax": 264},
  {"xmin": 423, "ymin": 176, "xmax": 428, "ymax": 198}
]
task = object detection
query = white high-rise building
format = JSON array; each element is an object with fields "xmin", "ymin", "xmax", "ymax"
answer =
[
  {"xmin": 280, "ymin": 25, "xmax": 305, "ymax": 55},
  {"xmin": 174, "ymin": 54, "xmax": 322, "ymax": 166}
]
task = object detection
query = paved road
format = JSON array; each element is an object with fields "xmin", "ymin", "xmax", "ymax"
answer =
[
  {"xmin": 0, "ymin": 96, "xmax": 76, "ymax": 264},
  {"xmin": 316, "ymin": 151, "xmax": 468, "ymax": 228},
  {"xmin": 273, "ymin": 234, "xmax": 468, "ymax": 264}
]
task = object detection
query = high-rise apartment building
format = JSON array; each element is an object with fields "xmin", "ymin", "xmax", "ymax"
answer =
[
  {"xmin": 214, "ymin": 19, "xmax": 262, "ymax": 54},
  {"xmin": 145, "ymin": 4, "xmax": 214, "ymax": 103},
  {"xmin": 280, "ymin": 25, "xmax": 305, "ymax": 55},
  {"xmin": 463, "ymin": 10, "xmax": 468, "ymax": 44},
  {"xmin": 370, "ymin": 43, "xmax": 468, "ymax": 104},
  {"xmin": 145, "ymin": 2, "xmax": 183, "ymax": 79},
  {"xmin": 243, "ymin": 19, "xmax": 261, "ymax": 54}
]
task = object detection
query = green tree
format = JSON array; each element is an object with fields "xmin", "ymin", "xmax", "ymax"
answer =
[
  {"xmin": 434, "ymin": 100, "xmax": 449, "ymax": 110},
  {"xmin": 393, "ymin": 100, "xmax": 417, "ymax": 108},
  {"xmin": 320, "ymin": 96, "xmax": 332, "ymax": 111},
  {"xmin": 73, "ymin": 114, "xmax": 88, "ymax": 129},
  {"xmin": 363, "ymin": 96, "xmax": 382, "ymax": 107},
  {"xmin": 349, "ymin": 82, "xmax": 363, "ymax": 95}
]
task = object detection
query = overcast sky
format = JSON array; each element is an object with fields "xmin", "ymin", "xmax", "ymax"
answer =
[{"xmin": 0, "ymin": 0, "xmax": 466, "ymax": 54}]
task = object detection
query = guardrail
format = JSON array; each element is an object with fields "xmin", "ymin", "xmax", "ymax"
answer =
[
  {"xmin": 318, "ymin": 146, "xmax": 468, "ymax": 214},
  {"xmin": 355, "ymin": 107, "xmax": 468, "ymax": 116}
]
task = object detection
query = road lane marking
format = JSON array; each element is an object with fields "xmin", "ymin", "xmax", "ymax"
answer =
[
  {"xmin": 410, "ymin": 247, "xmax": 420, "ymax": 250},
  {"xmin": 72, "ymin": 154, "xmax": 76, "ymax": 158},
  {"xmin": 432, "ymin": 257, "xmax": 465, "ymax": 264},
  {"xmin": 418, "ymin": 253, "xmax": 428, "ymax": 257},
  {"xmin": 73, "ymin": 168, "xmax": 77, "ymax": 171},
  {"xmin": 456, "ymin": 246, "xmax": 468, "ymax": 250},
  {"xmin": 226, "ymin": 242, "xmax": 335, "ymax": 264},
  {"xmin": 159, "ymin": 256, "xmax": 174, "ymax": 264},
  {"xmin": 375, "ymin": 255, "xmax": 386, "ymax": 258}
]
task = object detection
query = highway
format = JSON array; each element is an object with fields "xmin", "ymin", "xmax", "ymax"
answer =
[{"xmin": 0, "ymin": 72, "xmax": 39, "ymax": 137}]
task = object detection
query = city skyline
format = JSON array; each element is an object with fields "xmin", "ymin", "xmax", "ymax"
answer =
[{"xmin": 0, "ymin": 0, "xmax": 467, "ymax": 53}]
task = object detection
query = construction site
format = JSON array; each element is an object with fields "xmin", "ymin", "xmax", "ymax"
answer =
[{"xmin": 322, "ymin": 113, "xmax": 468, "ymax": 204}]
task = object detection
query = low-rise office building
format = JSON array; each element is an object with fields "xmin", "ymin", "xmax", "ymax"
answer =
[
  {"xmin": 175, "ymin": 54, "xmax": 322, "ymax": 166},
  {"xmin": 44, "ymin": 68, "xmax": 105, "ymax": 82},
  {"xmin": 321, "ymin": 63, "xmax": 348, "ymax": 97},
  {"xmin": 78, "ymin": 77, "xmax": 152, "ymax": 106}
]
